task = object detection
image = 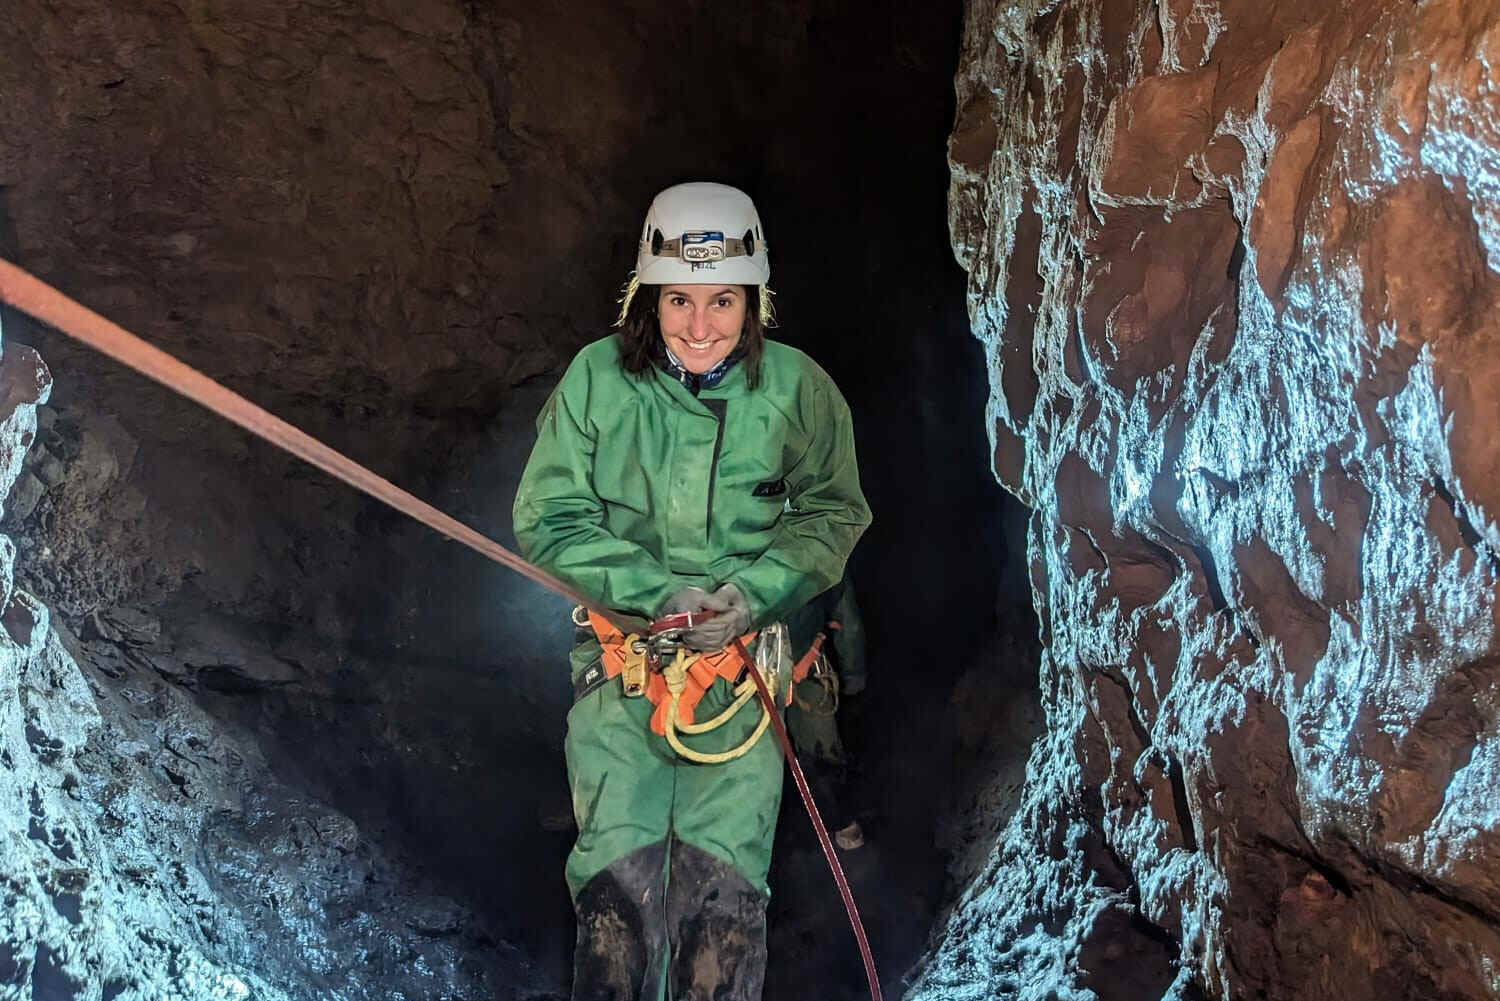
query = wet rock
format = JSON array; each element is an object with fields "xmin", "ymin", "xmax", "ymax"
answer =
[
  {"xmin": 0, "ymin": 534, "xmax": 13, "ymax": 613},
  {"xmin": 81, "ymin": 609, "xmax": 123, "ymax": 644},
  {"xmin": 4, "ymin": 589, "xmax": 49, "ymax": 655},
  {"xmin": 78, "ymin": 639, "xmax": 129, "ymax": 680},
  {"xmin": 0, "ymin": 339, "xmax": 50, "ymax": 522},
  {"xmin": 917, "ymin": 1, "xmax": 1500, "ymax": 999},
  {"xmin": 406, "ymin": 897, "xmax": 467, "ymax": 937},
  {"xmin": 137, "ymin": 650, "xmax": 194, "ymax": 685},
  {"xmin": 30, "ymin": 449, "xmax": 65, "ymax": 488},
  {"xmin": 5, "ymin": 408, "xmax": 176, "ymax": 619}
]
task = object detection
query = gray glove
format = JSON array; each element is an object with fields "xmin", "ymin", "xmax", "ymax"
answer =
[
  {"xmin": 659, "ymin": 586, "xmax": 711, "ymax": 617},
  {"xmin": 683, "ymin": 583, "xmax": 750, "ymax": 651}
]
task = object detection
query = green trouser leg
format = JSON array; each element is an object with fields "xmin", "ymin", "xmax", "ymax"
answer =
[{"xmin": 564, "ymin": 635, "xmax": 786, "ymax": 1001}]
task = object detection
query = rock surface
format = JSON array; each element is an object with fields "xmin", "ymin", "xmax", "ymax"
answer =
[
  {"xmin": 915, "ymin": 1, "xmax": 1500, "ymax": 998},
  {"xmin": 0, "ymin": 320, "xmax": 559, "ymax": 1001},
  {"xmin": 0, "ymin": 0, "xmax": 564, "ymax": 626}
]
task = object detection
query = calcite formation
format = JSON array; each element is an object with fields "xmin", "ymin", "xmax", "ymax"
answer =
[{"xmin": 915, "ymin": 0, "xmax": 1500, "ymax": 998}]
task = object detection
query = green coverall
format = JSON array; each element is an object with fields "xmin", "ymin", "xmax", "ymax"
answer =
[{"xmin": 513, "ymin": 334, "xmax": 870, "ymax": 1000}]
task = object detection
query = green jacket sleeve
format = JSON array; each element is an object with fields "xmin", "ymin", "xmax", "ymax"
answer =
[
  {"xmin": 727, "ymin": 378, "xmax": 871, "ymax": 625},
  {"xmin": 512, "ymin": 359, "xmax": 680, "ymax": 618}
]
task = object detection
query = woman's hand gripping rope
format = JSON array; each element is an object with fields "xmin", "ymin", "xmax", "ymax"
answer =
[{"xmin": 659, "ymin": 583, "xmax": 751, "ymax": 651}]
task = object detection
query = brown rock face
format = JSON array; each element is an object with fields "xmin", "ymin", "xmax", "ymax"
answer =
[
  {"xmin": 919, "ymin": 1, "xmax": 1500, "ymax": 998},
  {"xmin": 0, "ymin": 0, "xmax": 559, "ymax": 621}
]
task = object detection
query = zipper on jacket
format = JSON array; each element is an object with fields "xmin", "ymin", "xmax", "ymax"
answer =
[{"xmin": 701, "ymin": 398, "xmax": 728, "ymax": 541}]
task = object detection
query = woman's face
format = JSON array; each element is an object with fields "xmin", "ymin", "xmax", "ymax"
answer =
[{"xmin": 657, "ymin": 284, "xmax": 748, "ymax": 374}]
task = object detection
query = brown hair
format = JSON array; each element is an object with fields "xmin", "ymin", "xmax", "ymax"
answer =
[{"xmin": 615, "ymin": 280, "xmax": 771, "ymax": 389}]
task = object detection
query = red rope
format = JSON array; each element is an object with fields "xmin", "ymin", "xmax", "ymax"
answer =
[
  {"xmin": 0, "ymin": 258, "xmax": 630, "ymax": 629},
  {"xmin": 0, "ymin": 256, "xmax": 882, "ymax": 998},
  {"xmin": 735, "ymin": 636, "xmax": 883, "ymax": 1001}
]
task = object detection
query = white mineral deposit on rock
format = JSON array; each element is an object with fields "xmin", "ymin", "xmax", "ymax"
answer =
[{"xmin": 914, "ymin": 2, "xmax": 1500, "ymax": 999}]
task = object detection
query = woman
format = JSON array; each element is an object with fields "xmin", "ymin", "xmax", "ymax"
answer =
[{"xmin": 513, "ymin": 181, "xmax": 871, "ymax": 1001}]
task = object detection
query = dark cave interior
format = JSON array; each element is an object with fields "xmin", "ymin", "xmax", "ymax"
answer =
[
  {"xmin": 7, "ymin": 2, "xmax": 1500, "ymax": 1001},
  {"xmin": 0, "ymin": 3, "xmax": 1038, "ymax": 999}
]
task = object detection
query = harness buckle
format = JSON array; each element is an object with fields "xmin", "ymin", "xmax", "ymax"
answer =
[{"xmin": 621, "ymin": 635, "xmax": 649, "ymax": 697}]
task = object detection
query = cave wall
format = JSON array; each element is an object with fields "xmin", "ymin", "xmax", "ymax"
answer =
[
  {"xmin": 0, "ymin": 321, "xmax": 554, "ymax": 1000},
  {"xmin": 916, "ymin": 0, "xmax": 1500, "ymax": 998},
  {"xmin": 0, "ymin": 0, "xmax": 596, "ymax": 624}
]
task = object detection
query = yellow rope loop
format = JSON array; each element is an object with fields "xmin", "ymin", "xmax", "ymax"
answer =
[
  {"xmin": 661, "ymin": 647, "xmax": 771, "ymax": 764},
  {"xmin": 661, "ymin": 646, "xmax": 697, "ymax": 695},
  {"xmin": 679, "ymin": 680, "xmax": 757, "ymax": 734},
  {"xmin": 665, "ymin": 700, "xmax": 772, "ymax": 765}
]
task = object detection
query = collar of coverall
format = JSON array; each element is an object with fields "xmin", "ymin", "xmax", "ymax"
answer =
[{"xmin": 659, "ymin": 340, "xmax": 746, "ymax": 394}]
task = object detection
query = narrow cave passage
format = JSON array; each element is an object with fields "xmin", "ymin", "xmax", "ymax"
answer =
[{"xmin": 0, "ymin": 3, "xmax": 1038, "ymax": 1000}]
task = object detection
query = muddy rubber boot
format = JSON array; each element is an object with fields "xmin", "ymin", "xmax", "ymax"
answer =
[
  {"xmin": 571, "ymin": 841, "xmax": 670, "ymax": 1001},
  {"xmin": 665, "ymin": 839, "xmax": 770, "ymax": 1001}
]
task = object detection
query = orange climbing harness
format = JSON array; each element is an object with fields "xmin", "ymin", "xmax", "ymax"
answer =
[
  {"xmin": 578, "ymin": 607, "xmax": 763, "ymax": 735},
  {"xmin": 0, "ymin": 257, "xmax": 883, "ymax": 1001},
  {"xmin": 792, "ymin": 631, "xmax": 827, "ymax": 684},
  {"xmin": 791, "ymin": 619, "xmax": 842, "ymax": 684},
  {"xmin": 791, "ymin": 620, "xmax": 844, "ymax": 717}
]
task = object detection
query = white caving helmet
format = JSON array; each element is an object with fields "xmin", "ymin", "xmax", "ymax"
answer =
[
  {"xmin": 635, "ymin": 182, "xmax": 770, "ymax": 286},
  {"xmin": 618, "ymin": 181, "xmax": 774, "ymax": 327}
]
